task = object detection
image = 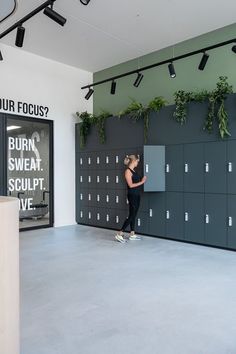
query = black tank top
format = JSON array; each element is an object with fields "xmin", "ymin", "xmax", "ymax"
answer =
[{"xmin": 127, "ymin": 168, "xmax": 141, "ymax": 195}]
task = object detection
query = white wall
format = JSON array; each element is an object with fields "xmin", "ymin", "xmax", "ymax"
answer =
[{"xmin": 0, "ymin": 43, "xmax": 93, "ymax": 227}]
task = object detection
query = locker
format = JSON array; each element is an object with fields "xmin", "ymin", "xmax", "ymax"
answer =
[
  {"xmin": 165, "ymin": 145, "xmax": 184, "ymax": 192},
  {"xmin": 149, "ymin": 193, "xmax": 166, "ymax": 237},
  {"xmin": 97, "ymin": 189, "xmax": 107, "ymax": 208},
  {"xmin": 77, "ymin": 152, "xmax": 86, "ymax": 170},
  {"xmin": 87, "ymin": 191, "xmax": 96, "ymax": 207},
  {"xmin": 95, "ymin": 208, "xmax": 107, "ymax": 227},
  {"xmin": 110, "ymin": 210, "xmax": 128, "ymax": 230},
  {"xmin": 115, "ymin": 189, "xmax": 128, "ymax": 210},
  {"xmin": 184, "ymin": 193, "xmax": 205, "ymax": 243},
  {"xmin": 95, "ymin": 170, "xmax": 105, "ymax": 186},
  {"xmin": 227, "ymin": 140, "xmax": 236, "ymax": 194},
  {"xmin": 78, "ymin": 170, "xmax": 88, "ymax": 187},
  {"xmin": 94, "ymin": 151, "xmax": 105, "ymax": 170},
  {"xmin": 139, "ymin": 192, "xmax": 149, "ymax": 212},
  {"xmin": 104, "ymin": 151, "xmax": 115, "ymax": 169},
  {"xmin": 184, "ymin": 143, "xmax": 204, "ymax": 193},
  {"xmin": 205, "ymin": 194, "xmax": 227, "ymax": 247},
  {"xmin": 136, "ymin": 212, "xmax": 149, "ymax": 234},
  {"xmin": 227, "ymin": 195, "xmax": 236, "ymax": 249},
  {"xmin": 166, "ymin": 192, "xmax": 184, "ymax": 240},
  {"xmin": 77, "ymin": 207, "xmax": 88, "ymax": 224},
  {"xmin": 78, "ymin": 189, "xmax": 88, "ymax": 207},
  {"xmin": 204, "ymin": 142, "xmax": 227, "ymax": 194},
  {"xmin": 86, "ymin": 208, "xmax": 97, "ymax": 226},
  {"xmin": 114, "ymin": 150, "xmax": 125, "ymax": 169},
  {"xmin": 143, "ymin": 145, "xmax": 165, "ymax": 192}
]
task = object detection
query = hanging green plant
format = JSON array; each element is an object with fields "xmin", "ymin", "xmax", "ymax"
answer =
[
  {"xmin": 93, "ymin": 110, "xmax": 112, "ymax": 144},
  {"xmin": 203, "ymin": 76, "xmax": 233, "ymax": 138},
  {"xmin": 76, "ymin": 111, "xmax": 93, "ymax": 148}
]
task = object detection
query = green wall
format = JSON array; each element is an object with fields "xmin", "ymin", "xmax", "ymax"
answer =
[{"xmin": 93, "ymin": 23, "xmax": 236, "ymax": 115}]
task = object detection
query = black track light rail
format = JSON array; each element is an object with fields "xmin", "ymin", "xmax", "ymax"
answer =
[
  {"xmin": 0, "ymin": 0, "xmax": 56, "ymax": 40},
  {"xmin": 81, "ymin": 37, "xmax": 236, "ymax": 90}
]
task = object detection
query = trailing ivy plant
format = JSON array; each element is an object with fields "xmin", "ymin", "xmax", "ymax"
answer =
[
  {"xmin": 118, "ymin": 96, "xmax": 166, "ymax": 142},
  {"xmin": 173, "ymin": 76, "xmax": 233, "ymax": 138},
  {"xmin": 92, "ymin": 110, "xmax": 112, "ymax": 144},
  {"xmin": 76, "ymin": 111, "xmax": 93, "ymax": 148}
]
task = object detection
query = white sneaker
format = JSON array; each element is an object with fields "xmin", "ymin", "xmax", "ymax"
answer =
[
  {"xmin": 115, "ymin": 234, "xmax": 126, "ymax": 243},
  {"xmin": 129, "ymin": 234, "xmax": 141, "ymax": 241}
]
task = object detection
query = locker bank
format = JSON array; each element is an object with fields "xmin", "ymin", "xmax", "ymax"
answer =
[{"xmin": 1, "ymin": 1, "xmax": 236, "ymax": 354}]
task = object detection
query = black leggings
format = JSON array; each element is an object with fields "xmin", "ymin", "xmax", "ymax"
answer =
[{"xmin": 121, "ymin": 193, "xmax": 140, "ymax": 232}]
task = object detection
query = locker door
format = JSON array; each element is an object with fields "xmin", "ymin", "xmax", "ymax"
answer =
[
  {"xmin": 77, "ymin": 152, "xmax": 86, "ymax": 170},
  {"xmin": 205, "ymin": 194, "xmax": 227, "ymax": 247},
  {"xmin": 78, "ymin": 170, "xmax": 88, "ymax": 188},
  {"xmin": 87, "ymin": 190, "xmax": 96, "ymax": 207},
  {"xmin": 227, "ymin": 195, "xmax": 236, "ymax": 249},
  {"xmin": 112, "ymin": 210, "xmax": 128, "ymax": 231},
  {"xmin": 143, "ymin": 145, "xmax": 165, "ymax": 192},
  {"xmin": 98, "ymin": 189, "xmax": 107, "ymax": 208},
  {"xmin": 139, "ymin": 192, "xmax": 149, "ymax": 212},
  {"xmin": 95, "ymin": 170, "xmax": 105, "ymax": 187},
  {"xmin": 204, "ymin": 142, "xmax": 227, "ymax": 194},
  {"xmin": 165, "ymin": 145, "xmax": 184, "ymax": 192},
  {"xmin": 87, "ymin": 207, "xmax": 97, "ymax": 226},
  {"xmin": 113, "ymin": 189, "xmax": 127, "ymax": 210},
  {"xmin": 78, "ymin": 189, "xmax": 88, "ymax": 207},
  {"xmin": 184, "ymin": 143, "xmax": 204, "ymax": 193},
  {"xmin": 136, "ymin": 212, "xmax": 149, "ymax": 234},
  {"xmin": 77, "ymin": 206, "xmax": 88, "ymax": 225},
  {"xmin": 184, "ymin": 193, "xmax": 205, "ymax": 243},
  {"xmin": 149, "ymin": 193, "xmax": 166, "ymax": 237},
  {"xmin": 227, "ymin": 140, "xmax": 236, "ymax": 194},
  {"xmin": 115, "ymin": 151, "xmax": 124, "ymax": 170},
  {"xmin": 166, "ymin": 192, "xmax": 184, "ymax": 240},
  {"xmin": 94, "ymin": 151, "xmax": 104, "ymax": 170},
  {"xmin": 104, "ymin": 151, "xmax": 115, "ymax": 169}
]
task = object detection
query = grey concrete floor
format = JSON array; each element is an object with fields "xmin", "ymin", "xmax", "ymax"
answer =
[{"xmin": 20, "ymin": 225, "xmax": 236, "ymax": 354}]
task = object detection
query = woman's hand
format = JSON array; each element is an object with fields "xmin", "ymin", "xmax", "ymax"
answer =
[{"xmin": 142, "ymin": 176, "xmax": 147, "ymax": 184}]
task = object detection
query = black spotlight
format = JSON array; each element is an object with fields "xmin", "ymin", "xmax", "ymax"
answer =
[
  {"xmin": 85, "ymin": 88, "xmax": 94, "ymax": 100},
  {"xmin": 232, "ymin": 45, "xmax": 236, "ymax": 53},
  {"xmin": 168, "ymin": 62, "xmax": 176, "ymax": 78},
  {"xmin": 0, "ymin": 51, "xmax": 3, "ymax": 61},
  {"xmin": 15, "ymin": 25, "xmax": 25, "ymax": 47},
  {"xmin": 198, "ymin": 53, "xmax": 209, "ymax": 71},
  {"xmin": 110, "ymin": 81, "xmax": 116, "ymax": 95},
  {"xmin": 133, "ymin": 72, "xmax": 144, "ymax": 87},
  {"xmin": 44, "ymin": 6, "xmax": 67, "ymax": 26},
  {"xmin": 80, "ymin": 0, "xmax": 91, "ymax": 5}
]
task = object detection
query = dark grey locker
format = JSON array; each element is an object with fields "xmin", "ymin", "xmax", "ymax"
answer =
[
  {"xmin": 165, "ymin": 145, "xmax": 184, "ymax": 192},
  {"xmin": 136, "ymin": 211, "xmax": 149, "ymax": 234},
  {"xmin": 86, "ymin": 207, "xmax": 97, "ymax": 226},
  {"xmin": 139, "ymin": 192, "xmax": 149, "ymax": 212},
  {"xmin": 78, "ymin": 170, "xmax": 88, "ymax": 188},
  {"xmin": 114, "ymin": 150, "xmax": 125, "ymax": 169},
  {"xmin": 204, "ymin": 142, "xmax": 227, "ymax": 194},
  {"xmin": 184, "ymin": 143, "xmax": 204, "ymax": 193},
  {"xmin": 205, "ymin": 194, "xmax": 227, "ymax": 247},
  {"xmin": 104, "ymin": 151, "xmax": 115, "ymax": 169},
  {"xmin": 87, "ymin": 190, "xmax": 96, "ymax": 207},
  {"xmin": 227, "ymin": 195, "xmax": 236, "ymax": 249},
  {"xmin": 227, "ymin": 140, "xmax": 236, "ymax": 194},
  {"xmin": 184, "ymin": 193, "xmax": 205, "ymax": 243},
  {"xmin": 95, "ymin": 170, "xmax": 105, "ymax": 187},
  {"xmin": 77, "ymin": 152, "xmax": 86, "ymax": 170},
  {"xmin": 94, "ymin": 151, "xmax": 104, "ymax": 170},
  {"xmin": 78, "ymin": 189, "xmax": 88, "ymax": 207},
  {"xmin": 113, "ymin": 189, "xmax": 127, "ymax": 210},
  {"xmin": 111, "ymin": 210, "xmax": 128, "ymax": 231},
  {"xmin": 143, "ymin": 145, "xmax": 165, "ymax": 192},
  {"xmin": 166, "ymin": 192, "xmax": 184, "ymax": 240},
  {"xmin": 77, "ymin": 206, "xmax": 88, "ymax": 224},
  {"xmin": 149, "ymin": 193, "xmax": 166, "ymax": 237}
]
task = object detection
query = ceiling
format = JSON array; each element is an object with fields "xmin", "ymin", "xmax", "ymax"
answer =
[{"xmin": 0, "ymin": 0, "xmax": 236, "ymax": 73}]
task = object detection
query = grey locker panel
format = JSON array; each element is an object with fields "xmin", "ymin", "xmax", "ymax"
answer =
[
  {"xmin": 184, "ymin": 143, "xmax": 204, "ymax": 193},
  {"xmin": 204, "ymin": 142, "xmax": 227, "ymax": 194},
  {"xmin": 136, "ymin": 212, "xmax": 149, "ymax": 234},
  {"xmin": 77, "ymin": 206, "xmax": 88, "ymax": 224},
  {"xmin": 205, "ymin": 194, "xmax": 227, "ymax": 247},
  {"xmin": 165, "ymin": 145, "xmax": 184, "ymax": 192},
  {"xmin": 149, "ymin": 192, "xmax": 166, "ymax": 237},
  {"xmin": 227, "ymin": 140, "xmax": 236, "ymax": 194},
  {"xmin": 144, "ymin": 145, "xmax": 165, "ymax": 192},
  {"xmin": 149, "ymin": 193, "xmax": 166, "ymax": 237},
  {"xmin": 166, "ymin": 192, "xmax": 184, "ymax": 240},
  {"xmin": 139, "ymin": 192, "xmax": 149, "ymax": 212},
  {"xmin": 227, "ymin": 195, "xmax": 236, "ymax": 249},
  {"xmin": 184, "ymin": 193, "xmax": 205, "ymax": 243}
]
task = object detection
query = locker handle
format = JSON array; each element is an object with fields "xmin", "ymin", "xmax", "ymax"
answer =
[
  {"xmin": 97, "ymin": 157, "xmax": 100, "ymax": 164},
  {"xmin": 184, "ymin": 163, "xmax": 189, "ymax": 173},
  {"xmin": 137, "ymin": 218, "xmax": 141, "ymax": 227},
  {"xmin": 116, "ymin": 196, "xmax": 119, "ymax": 203},
  {"xmin": 116, "ymin": 176, "xmax": 119, "ymax": 183},
  {"xmin": 166, "ymin": 210, "xmax": 170, "ymax": 219},
  {"xmin": 116, "ymin": 156, "xmax": 119, "ymax": 164},
  {"xmin": 106, "ymin": 214, "xmax": 109, "ymax": 222},
  {"xmin": 205, "ymin": 163, "xmax": 209, "ymax": 173},
  {"xmin": 205, "ymin": 214, "xmax": 209, "ymax": 224},
  {"xmin": 228, "ymin": 162, "xmax": 233, "ymax": 173},
  {"xmin": 80, "ymin": 158, "xmax": 83, "ymax": 165},
  {"xmin": 145, "ymin": 164, "xmax": 149, "ymax": 173},
  {"xmin": 228, "ymin": 216, "xmax": 233, "ymax": 227},
  {"xmin": 184, "ymin": 212, "xmax": 189, "ymax": 222},
  {"xmin": 165, "ymin": 164, "xmax": 170, "ymax": 173},
  {"xmin": 149, "ymin": 209, "xmax": 153, "ymax": 217},
  {"xmin": 88, "ymin": 157, "xmax": 91, "ymax": 165}
]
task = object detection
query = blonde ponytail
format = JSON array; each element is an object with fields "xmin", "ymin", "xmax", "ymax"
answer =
[{"xmin": 124, "ymin": 154, "xmax": 140, "ymax": 166}]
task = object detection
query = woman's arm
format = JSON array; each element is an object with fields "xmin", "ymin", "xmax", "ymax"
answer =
[{"xmin": 125, "ymin": 169, "xmax": 146, "ymax": 188}]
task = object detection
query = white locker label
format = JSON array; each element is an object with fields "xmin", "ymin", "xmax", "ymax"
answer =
[
  {"xmin": 106, "ymin": 176, "xmax": 109, "ymax": 183},
  {"xmin": 88, "ymin": 194, "xmax": 91, "ymax": 201},
  {"xmin": 80, "ymin": 211, "xmax": 83, "ymax": 218},
  {"xmin": 97, "ymin": 156, "xmax": 100, "ymax": 164},
  {"xmin": 228, "ymin": 217, "xmax": 233, "ymax": 227},
  {"xmin": 106, "ymin": 156, "xmax": 109, "ymax": 164},
  {"xmin": 116, "ymin": 196, "xmax": 119, "ymax": 203},
  {"xmin": 97, "ymin": 213, "xmax": 100, "ymax": 221},
  {"xmin": 88, "ymin": 157, "xmax": 91, "ymax": 165},
  {"xmin": 80, "ymin": 193, "xmax": 83, "ymax": 200},
  {"xmin": 138, "ymin": 218, "xmax": 141, "ymax": 227},
  {"xmin": 106, "ymin": 195, "xmax": 109, "ymax": 203},
  {"xmin": 145, "ymin": 164, "xmax": 149, "ymax": 173},
  {"xmin": 106, "ymin": 215, "xmax": 109, "ymax": 222},
  {"xmin": 149, "ymin": 209, "xmax": 153, "ymax": 217},
  {"xmin": 116, "ymin": 216, "xmax": 119, "ymax": 223},
  {"xmin": 88, "ymin": 212, "xmax": 91, "ymax": 219},
  {"xmin": 97, "ymin": 195, "xmax": 100, "ymax": 202},
  {"xmin": 80, "ymin": 176, "xmax": 83, "ymax": 183},
  {"xmin": 116, "ymin": 156, "xmax": 119, "ymax": 163},
  {"xmin": 97, "ymin": 176, "xmax": 100, "ymax": 183},
  {"xmin": 228, "ymin": 162, "xmax": 233, "ymax": 172},
  {"xmin": 165, "ymin": 164, "xmax": 170, "ymax": 173},
  {"xmin": 184, "ymin": 164, "xmax": 189, "ymax": 173},
  {"xmin": 205, "ymin": 214, "xmax": 209, "ymax": 224},
  {"xmin": 184, "ymin": 212, "xmax": 189, "ymax": 222},
  {"xmin": 205, "ymin": 163, "xmax": 209, "ymax": 173},
  {"xmin": 80, "ymin": 158, "xmax": 83, "ymax": 165},
  {"xmin": 88, "ymin": 176, "xmax": 91, "ymax": 183},
  {"xmin": 166, "ymin": 210, "xmax": 170, "ymax": 219},
  {"xmin": 116, "ymin": 176, "xmax": 119, "ymax": 183}
]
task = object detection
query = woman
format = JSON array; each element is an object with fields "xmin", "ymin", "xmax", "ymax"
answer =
[{"xmin": 115, "ymin": 154, "xmax": 147, "ymax": 243}]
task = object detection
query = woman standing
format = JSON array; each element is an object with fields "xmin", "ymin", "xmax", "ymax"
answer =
[{"xmin": 115, "ymin": 154, "xmax": 147, "ymax": 243}]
